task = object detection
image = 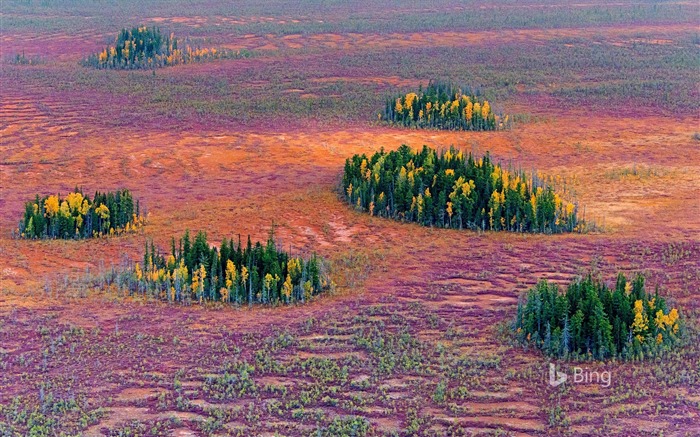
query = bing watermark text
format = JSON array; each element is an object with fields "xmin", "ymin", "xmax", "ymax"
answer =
[{"xmin": 548, "ymin": 363, "xmax": 611, "ymax": 388}]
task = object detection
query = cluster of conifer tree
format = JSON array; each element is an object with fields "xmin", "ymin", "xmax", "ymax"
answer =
[
  {"xmin": 514, "ymin": 274, "xmax": 681, "ymax": 360},
  {"xmin": 126, "ymin": 230, "xmax": 329, "ymax": 306},
  {"xmin": 83, "ymin": 26, "xmax": 250, "ymax": 69},
  {"xmin": 343, "ymin": 145, "xmax": 579, "ymax": 233},
  {"xmin": 19, "ymin": 188, "xmax": 143, "ymax": 239},
  {"xmin": 382, "ymin": 81, "xmax": 506, "ymax": 130}
]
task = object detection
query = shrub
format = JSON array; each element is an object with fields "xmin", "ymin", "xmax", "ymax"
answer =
[{"xmin": 316, "ymin": 415, "xmax": 370, "ymax": 437}]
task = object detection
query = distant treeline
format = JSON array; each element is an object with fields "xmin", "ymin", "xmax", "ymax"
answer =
[
  {"xmin": 116, "ymin": 230, "xmax": 330, "ymax": 306},
  {"xmin": 343, "ymin": 145, "xmax": 581, "ymax": 233},
  {"xmin": 381, "ymin": 81, "xmax": 507, "ymax": 131},
  {"xmin": 83, "ymin": 26, "xmax": 251, "ymax": 70},
  {"xmin": 514, "ymin": 274, "xmax": 682, "ymax": 360},
  {"xmin": 19, "ymin": 188, "xmax": 143, "ymax": 239}
]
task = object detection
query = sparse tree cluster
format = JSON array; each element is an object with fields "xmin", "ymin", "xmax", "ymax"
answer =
[
  {"xmin": 514, "ymin": 274, "xmax": 682, "ymax": 360},
  {"xmin": 124, "ymin": 230, "xmax": 330, "ymax": 306},
  {"xmin": 381, "ymin": 81, "xmax": 507, "ymax": 130},
  {"xmin": 19, "ymin": 188, "xmax": 143, "ymax": 239},
  {"xmin": 83, "ymin": 26, "xmax": 250, "ymax": 70},
  {"xmin": 343, "ymin": 145, "xmax": 580, "ymax": 233}
]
